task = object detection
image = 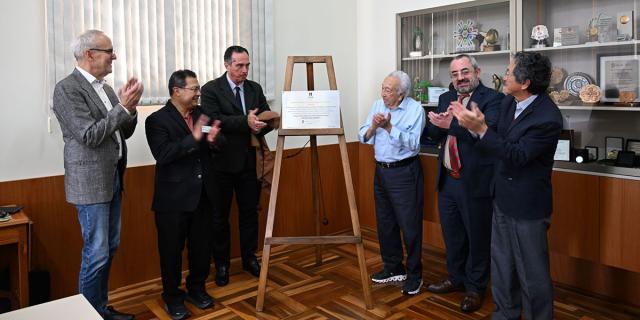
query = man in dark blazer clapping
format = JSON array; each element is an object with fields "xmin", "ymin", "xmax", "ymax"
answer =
[
  {"xmin": 451, "ymin": 52, "xmax": 562, "ymax": 320},
  {"xmin": 423, "ymin": 54, "xmax": 503, "ymax": 313},
  {"xmin": 200, "ymin": 46, "xmax": 273, "ymax": 286},
  {"xmin": 146, "ymin": 70, "xmax": 221, "ymax": 320}
]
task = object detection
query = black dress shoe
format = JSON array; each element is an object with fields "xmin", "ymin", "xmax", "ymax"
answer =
[
  {"xmin": 242, "ymin": 258, "xmax": 261, "ymax": 277},
  {"xmin": 425, "ymin": 279, "xmax": 465, "ymax": 294},
  {"xmin": 103, "ymin": 306, "xmax": 135, "ymax": 320},
  {"xmin": 461, "ymin": 291, "xmax": 484, "ymax": 313},
  {"xmin": 165, "ymin": 301, "xmax": 191, "ymax": 320},
  {"xmin": 215, "ymin": 265, "xmax": 229, "ymax": 287},
  {"xmin": 186, "ymin": 290, "xmax": 214, "ymax": 309}
]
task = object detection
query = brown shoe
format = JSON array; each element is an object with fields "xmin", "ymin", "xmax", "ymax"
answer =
[
  {"xmin": 461, "ymin": 291, "xmax": 484, "ymax": 313},
  {"xmin": 425, "ymin": 279, "xmax": 464, "ymax": 294}
]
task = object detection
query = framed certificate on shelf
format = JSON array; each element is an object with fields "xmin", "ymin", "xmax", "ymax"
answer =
[{"xmin": 598, "ymin": 54, "xmax": 640, "ymax": 103}]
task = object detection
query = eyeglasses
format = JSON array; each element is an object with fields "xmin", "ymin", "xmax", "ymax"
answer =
[
  {"xmin": 89, "ymin": 48, "xmax": 115, "ymax": 55},
  {"xmin": 381, "ymin": 86, "xmax": 396, "ymax": 94},
  {"xmin": 450, "ymin": 69, "xmax": 473, "ymax": 79},
  {"xmin": 178, "ymin": 86, "xmax": 201, "ymax": 92}
]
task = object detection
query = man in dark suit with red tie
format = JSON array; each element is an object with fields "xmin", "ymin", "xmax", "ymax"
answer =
[
  {"xmin": 451, "ymin": 52, "xmax": 562, "ymax": 320},
  {"xmin": 200, "ymin": 46, "xmax": 273, "ymax": 287},
  {"xmin": 146, "ymin": 70, "xmax": 222, "ymax": 319},
  {"xmin": 422, "ymin": 54, "xmax": 503, "ymax": 312}
]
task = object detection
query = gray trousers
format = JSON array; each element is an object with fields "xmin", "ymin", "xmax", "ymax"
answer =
[{"xmin": 491, "ymin": 204, "xmax": 553, "ymax": 320}]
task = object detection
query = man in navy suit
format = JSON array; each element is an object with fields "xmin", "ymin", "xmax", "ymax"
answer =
[
  {"xmin": 451, "ymin": 52, "xmax": 562, "ymax": 320},
  {"xmin": 422, "ymin": 54, "xmax": 503, "ymax": 312}
]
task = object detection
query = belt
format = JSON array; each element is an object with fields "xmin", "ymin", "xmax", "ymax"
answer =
[{"xmin": 375, "ymin": 156, "xmax": 418, "ymax": 169}]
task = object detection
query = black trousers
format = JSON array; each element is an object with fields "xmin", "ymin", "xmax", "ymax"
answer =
[
  {"xmin": 212, "ymin": 152, "xmax": 260, "ymax": 266},
  {"xmin": 155, "ymin": 190, "xmax": 213, "ymax": 305},
  {"xmin": 438, "ymin": 173, "xmax": 492, "ymax": 293},
  {"xmin": 373, "ymin": 158, "xmax": 424, "ymax": 279},
  {"xmin": 491, "ymin": 203, "xmax": 553, "ymax": 320}
]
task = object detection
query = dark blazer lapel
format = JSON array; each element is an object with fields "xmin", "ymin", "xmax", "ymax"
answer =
[
  {"xmin": 244, "ymin": 83, "xmax": 257, "ymax": 112},
  {"xmin": 508, "ymin": 95, "xmax": 540, "ymax": 133},
  {"xmin": 218, "ymin": 73, "xmax": 244, "ymax": 113},
  {"xmin": 469, "ymin": 84, "xmax": 486, "ymax": 110},
  {"xmin": 504, "ymin": 98, "xmax": 517, "ymax": 133},
  {"xmin": 72, "ymin": 69, "xmax": 108, "ymax": 118},
  {"xmin": 166, "ymin": 100, "xmax": 192, "ymax": 134}
]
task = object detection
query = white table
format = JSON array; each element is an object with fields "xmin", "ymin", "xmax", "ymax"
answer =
[{"xmin": 0, "ymin": 294, "xmax": 102, "ymax": 319}]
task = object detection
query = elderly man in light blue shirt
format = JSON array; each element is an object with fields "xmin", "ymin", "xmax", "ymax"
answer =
[{"xmin": 359, "ymin": 70, "xmax": 426, "ymax": 296}]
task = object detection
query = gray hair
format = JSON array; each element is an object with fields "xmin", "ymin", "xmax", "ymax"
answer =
[
  {"xmin": 452, "ymin": 54, "xmax": 479, "ymax": 70},
  {"xmin": 71, "ymin": 30, "xmax": 104, "ymax": 61},
  {"xmin": 387, "ymin": 70, "xmax": 412, "ymax": 97}
]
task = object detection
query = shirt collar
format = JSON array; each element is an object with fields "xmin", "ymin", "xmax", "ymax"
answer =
[
  {"xmin": 226, "ymin": 73, "xmax": 243, "ymax": 91},
  {"xmin": 516, "ymin": 94, "xmax": 538, "ymax": 110},
  {"xmin": 76, "ymin": 66, "xmax": 106, "ymax": 86}
]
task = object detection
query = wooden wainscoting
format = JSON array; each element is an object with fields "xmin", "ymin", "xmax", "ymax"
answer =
[
  {"xmin": 2, "ymin": 142, "xmax": 640, "ymax": 308},
  {"xmin": 0, "ymin": 142, "xmax": 360, "ymax": 301},
  {"xmin": 357, "ymin": 143, "xmax": 640, "ymax": 307}
]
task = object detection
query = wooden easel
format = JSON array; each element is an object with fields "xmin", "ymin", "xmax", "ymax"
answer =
[{"xmin": 256, "ymin": 56, "xmax": 373, "ymax": 311}]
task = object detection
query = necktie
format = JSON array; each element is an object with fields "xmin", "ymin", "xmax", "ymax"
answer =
[
  {"xmin": 235, "ymin": 86, "xmax": 244, "ymax": 113},
  {"xmin": 447, "ymin": 94, "xmax": 468, "ymax": 179}
]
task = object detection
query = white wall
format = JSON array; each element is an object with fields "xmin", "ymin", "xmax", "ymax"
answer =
[
  {"xmin": 0, "ymin": 0, "xmax": 358, "ymax": 182},
  {"xmin": 270, "ymin": 0, "xmax": 358, "ymax": 148},
  {"xmin": 355, "ymin": 0, "xmax": 471, "ymax": 127},
  {"xmin": 0, "ymin": 0, "xmax": 63, "ymax": 182},
  {"xmin": 0, "ymin": 0, "xmax": 475, "ymax": 182}
]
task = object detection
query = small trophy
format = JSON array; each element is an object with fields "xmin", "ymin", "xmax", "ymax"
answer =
[
  {"xmin": 531, "ymin": 25, "xmax": 549, "ymax": 48},
  {"xmin": 409, "ymin": 27, "xmax": 424, "ymax": 57},
  {"xmin": 482, "ymin": 29, "xmax": 500, "ymax": 51},
  {"xmin": 492, "ymin": 74, "xmax": 502, "ymax": 92},
  {"xmin": 617, "ymin": 11, "xmax": 634, "ymax": 41}
]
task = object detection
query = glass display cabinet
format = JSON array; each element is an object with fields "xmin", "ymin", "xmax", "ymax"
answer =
[
  {"xmin": 397, "ymin": 0, "xmax": 515, "ymax": 108},
  {"xmin": 520, "ymin": 0, "xmax": 640, "ymax": 178},
  {"xmin": 398, "ymin": 0, "xmax": 640, "ymax": 178}
]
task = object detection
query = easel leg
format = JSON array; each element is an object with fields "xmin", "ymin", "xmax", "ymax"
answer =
[
  {"xmin": 338, "ymin": 136, "xmax": 374, "ymax": 309},
  {"xmin": 256, "ymin": 244, "xmax": 271, "ymax": 312},
  {"xmin": 256, "ymin": 136, "xmax": 285, "ymax": 312},
  {"xmin": 310, "ymin": 136, "xmax": 323, "ymax": 266}
]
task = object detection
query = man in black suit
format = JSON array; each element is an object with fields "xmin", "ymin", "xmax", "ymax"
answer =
[
  {"xmin": 201, "ymin": 46, "xmax": 272, "ymax": 286},
  {"xmin": 422, "ymin": 54, "xmax": 503, "ymax": 312},
  {"xmin": 146, "ymin": 70, "xmax": 221, "ymax": 320},
  {"xmin": 451, "ymin": 52, "xmax": 562, "ymax": 320}
]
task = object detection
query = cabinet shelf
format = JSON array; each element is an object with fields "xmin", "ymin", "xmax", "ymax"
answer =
[
  {"xmin": 558, "ymin": 105, "xmax": 640, "ymax": 111},
  {"xmin": 523, "ymin": 40, "xmax": 640, "ymax": 53},
  {"xmin": 402, "ymin": 49, "xmax": 511, "ymax": 61}
]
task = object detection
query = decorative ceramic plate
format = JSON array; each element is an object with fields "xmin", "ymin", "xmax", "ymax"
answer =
[{"xmin": 564, "ymin": 72, "xmax": 594, "ymax": 97}]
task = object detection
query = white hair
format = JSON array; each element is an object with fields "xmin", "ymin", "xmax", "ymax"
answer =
[
  {"xmin": 387, "ymin": 70, "xmax": 412, "ymax": 97},
  {"xmin": 70, "ymin": 30, "xmax": 104, "ymax": 61}
]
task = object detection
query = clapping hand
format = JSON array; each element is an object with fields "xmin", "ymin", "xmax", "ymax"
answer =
[
  {"xmin": 449, "ymin": 101, "xmax": 487, "ymax": 135},
  {"xmin": 118, "ymin": 77, "xmax": 144, "ymax": 113},
  {"xmin": 207, "ymin": 120, "xmax": 221, "ymax": 144},
  {"xmin": 428, "ymin": 110, "xmax": 453, "ymax": 129},
  {"xmin": 247, "ymin": 109, "xmax": 267, "ymax": 134},
  {"xmin": 192, "ymin": 114, "xmax": 210, "ymax": 141},
  {"xmin": 372, "ymin": 112, "xmax": 392, "ymax": 132}
]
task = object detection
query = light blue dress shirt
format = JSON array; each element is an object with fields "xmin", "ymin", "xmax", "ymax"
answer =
[
  {"xmin": 514, "ymin": 94, "xmax": 538, "ymax": 119},
  {"xmin": 358, "ymin": 97, "xmax": 426, "ymax": 162}
]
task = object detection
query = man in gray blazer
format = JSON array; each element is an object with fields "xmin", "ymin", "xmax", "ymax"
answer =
[{"xmin": 52, "ymin": 29, "xmax": 143, "ymax": 320}]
